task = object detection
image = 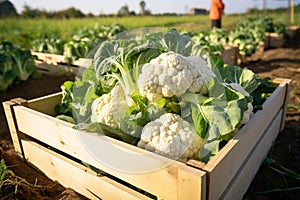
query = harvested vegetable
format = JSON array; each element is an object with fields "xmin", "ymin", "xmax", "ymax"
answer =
[{"xmin": 55, "ymin": 29, "xmax": 277, "ymax": 163}]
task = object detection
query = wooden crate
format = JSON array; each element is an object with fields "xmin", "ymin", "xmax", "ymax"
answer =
[
  {"xmin": 32, "ymin": 52, "xmax": 92, "ymax": 76},
  {"xmin": 287, "ymin": 25, "xmax": 300, "ymax": 40},
  {"xmin": 3, "ymin": 78, "xmax": 291, "ymax": 200},
  {"xmin": 221, "ymin": 45, "xmax": 239, "ymax": 66},
  {"xmin": 265, "ymin": 32, "xmax": 285, "ymax": 49}
]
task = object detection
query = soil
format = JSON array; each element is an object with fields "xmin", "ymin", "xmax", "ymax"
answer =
[{"xmin": 0, "ymin": 32, "xmax": 300, "ymax": 199}]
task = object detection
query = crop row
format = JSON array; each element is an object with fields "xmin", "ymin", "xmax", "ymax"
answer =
[{"xmin": 0, "ymin": 17, "xmax": 292, "ymax": 93}]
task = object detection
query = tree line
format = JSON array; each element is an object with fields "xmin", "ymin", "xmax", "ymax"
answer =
[{"xmin": 6, "ymin": 1, "xmax": 178, "ymax": 19}]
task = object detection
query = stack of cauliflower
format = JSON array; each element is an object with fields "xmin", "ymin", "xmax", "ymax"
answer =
[{"xmin": 91, "ymin": 51, "xmax": 252, "ymax": 162}]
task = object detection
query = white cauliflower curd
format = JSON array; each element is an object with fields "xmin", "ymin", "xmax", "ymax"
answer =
[
  {"xmin": 137, "ymin": 113, "xmax": 203, "ymax": 162},
  {"xmin": 91, "ymin": 83, "xmax": 128, "ymax": 128},
  {"xmin": 137, "ymin": 51, "xmax": 216, "ymax": 102}
]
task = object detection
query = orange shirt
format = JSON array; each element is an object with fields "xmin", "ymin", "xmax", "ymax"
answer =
[{"xmin": 209, "ymin": 0, "xmax": 225, "ymax": 20}]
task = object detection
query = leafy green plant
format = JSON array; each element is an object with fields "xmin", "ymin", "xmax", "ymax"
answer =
[
  {"xmin": 0, "ymin": 41, "xmax": 38, "ymax": 92},
  {"xmin": 0, "ymin": 159, "xmax": 15, "ymax": 185},
  {"xmin": 0, "ymin": 53, "xmax": 17, "ymax": 92},
  {"xmin": 0, "ymin": 158, "xmax": 47, "ymax": 194},
  {"xmin": 228, "ymin": 17, "xmax": 288, "ymax": 56},
  {"xmin": 191, "ymin": 30, "xmax": 225, "ymax": 57},
  {"xmin": 32, "ymin": 35, "xmax": 66, "ymax": 55}
]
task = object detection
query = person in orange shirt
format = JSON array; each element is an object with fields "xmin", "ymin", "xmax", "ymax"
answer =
[{"xmin": 209, "ymin": 0, "xmax": 225, "ymax": 28}]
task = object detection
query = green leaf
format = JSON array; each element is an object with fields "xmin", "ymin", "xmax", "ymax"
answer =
[
  {"xmin": 75, "ymin": 122, "xmax": 139, "ymax": 145},
  {"xmin": 161, "ymin": 29, "xmax": 193, "ymax": 56},
  {"xmin": 56, "ymin": 115, "xmax": 75, "ymax": 124},
  {"xmin": 215, "ymin": 63, "xmax": 258, "ymax": 93},
  {"xmin": 191, "ymin": 104, "xmax": 208, "ymax": 138}
]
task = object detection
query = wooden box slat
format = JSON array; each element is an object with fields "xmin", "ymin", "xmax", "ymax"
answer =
[
  {"xmin": 32, "ymin": 52, "xmax": 92, "ymax": 76},
  {"xmin": 221, "ymin": 45, "xmax": 239, "ymax": 66},
  {"xmin": 221, "ymin": 110, "xmax": 282, "ymax": 199},
  {"xmin": 12, "ymin": 103, "xmax": 206, "ymax": 199},
  {"xmin": 32, "ymin": 51, "xmax": 92, "ymax": 67},
  {"xmin": 22, "ymin": 140, "xmax": 152, "ymax": 200},
  {"xmin": 265, "ymin": 32, "xmax": 285, "ymax": 48}
]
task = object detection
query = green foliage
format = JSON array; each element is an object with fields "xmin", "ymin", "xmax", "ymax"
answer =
[
  {"xmin": 31, "ymin": 23, "xmax": 127, "ymax": 64},
  {"xmin": 0, "ymin": 159, "xmax": 15, "ymax": 185},
  {"xmin": 0, "ymin": 41, "xmax": 38, "ymax": 92},
  {"xmin": 0, "ymin": 53, "xmax": 17, "ymax": 92},
  {"xmin": 0, "ymin": 15, "xmax": 213, "ymax": 48},
  {"xmin": 32, "ymin": 35, "xmax": 66, "ymax": 55},
  {"xmin": 181, "ymin": 77, "xmax": 251, "ymax": 162},
  {"xmin": 228, "ymin": 17, "xmax": 288, "ymax": 56},
  {"xmin": 213, "ymin": 58, "xmax": 258, "ymax": 93},
  {"xmin": 22, "ymin": 5, "xmax": 85, "ymax": 19},
  {"xmin": 55, "ymin": 78, "xmax": 99, "ymax": 124},
  {"xmin": 93, "ymin": 28, "xmax": 194, "ymax": 103},
  {"xmin": 250, "ymin": 77, "xmax": 278, "ymax": 111},
  {"xmin": 191, "ymin": 30, "xmax": 225, "ymax": 57}
]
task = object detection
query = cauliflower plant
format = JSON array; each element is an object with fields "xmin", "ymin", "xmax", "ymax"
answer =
[
  {"xmin": 91, "ymin": 83, "xmax": 128, "ymax": 128},
  {"xmin": 137, "ymin": 51, "xmax": 216, "ymax": 102},
  {"xmin": 227, "ymin": 83, "xmax": 253, "ymax": 124},
  {"xmin": 137, "ymin": 113, "xmax": 203, "ymax": 162}
]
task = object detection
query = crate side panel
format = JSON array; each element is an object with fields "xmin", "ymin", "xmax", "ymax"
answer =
[
  {"xmin": 35, "ymin": 62, "xmax": 79, "ymax": 76},
  {"xmin": 178, "ymin": 166, "xmax": 206, "ymax": 200},
  {"xmin": 22, "ymin": 140, "xmax": 151, "ymax": 200},
  {"xmin": 273, "ymin": 79, "xmax": 291, "ymax": 131},
  {"xmin": 222, "ymin": 110, "xmax": 282, "ymax": 200},
  {"xmin": 13, "ymin": 105, "xmax": 203, "ymax": 200},
  {"xmin": 27, "ymin": 92, "xmax": 62, "ymax": 116},
  {"xmin": 221, "ymin": 46, "xmax": 238, "ymax": 66},
  {"xmin": 204, "ymin": 81, "xmax": 287, "ymax": 200},
  {"xmin": 32, "ymin": 52, "xmax": 67, "ymax": 64},
  {"xmin": 32, "ymin": 51, "xmax": 92, "ymax": 67},
  {"xmin": 2, "ymin": 101, "xmax": 23, "ymax": 157}
]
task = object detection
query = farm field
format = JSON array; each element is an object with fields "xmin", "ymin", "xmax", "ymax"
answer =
[
  {"xmin": 1, "ymin": 9, "xmax": 299, "ymax": 48},
  {"xmin": 0, "ymin": 31, "xmax": 299, "ymax": 199},
  {"xmin": 1, "ymin": 7, "xmax": 300, "ymax": 199}
]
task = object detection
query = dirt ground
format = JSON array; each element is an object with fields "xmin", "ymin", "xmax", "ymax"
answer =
[{"xmin": 0, "ymin": 32, "xmax": 300, "ymax": 199}]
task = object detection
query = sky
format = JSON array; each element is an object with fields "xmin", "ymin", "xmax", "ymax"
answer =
[{"xmin": 9, "ymin": 0, "xmax": 294, "ymax": 15}]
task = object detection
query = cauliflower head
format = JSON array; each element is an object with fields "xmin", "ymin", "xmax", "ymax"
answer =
[
  {"xmin": 91, "ymin": 83, "xmax": 128, "ymax": 128},
  {"xmin": 137, "ymin": 113, "xmax": 203, "ymax": 162},
  {"xmin": 137, "ymin": 51, "xmax": 215, "ymax": 102},
  {"xmin": 186, "ymin": 55, "xmax": 216, "ymax": 93}
]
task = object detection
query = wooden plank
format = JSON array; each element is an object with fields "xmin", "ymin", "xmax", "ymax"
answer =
[
  {"xmin": 265, "ymin": 32, "xmax": 285, "ymax": 48},
  {"xmin": 10, "ymin": 98, "xmax": 29, "ymax": 107},
  {"xmin": 32, "ymin": 51, "xmax": 92, "ymax": 67},
  {"xmin": 2, "ymin": 101, "xmax": 24, "ymax": 157},
  {"xmin": 27, "ymin": 92, "xmax": 62, "ymax": 116},
  {"xmin": 22, "ymin": 140, "xmax": 152, "ymax": 200},
  {"xmin": 221, "ymin": 45, "xmax": 238, "ymax": 66},
  {"xmin": 35, "ymin": 62, "xmax": 79, "ymax": 76},
  {"xmin": 222, "ymin": 110, "xmax": 282, "ymax": 199},
  {"xmin": 203, "ymin": 80, "xmax": 288, "ymax": 200},
  {"xmin": 178, "ymin": 166, "xmax": 206, "ymax": 200},
  {"xmin": 32, "ymin": 51, "xmax": 92, "ymax": 76},
  {"xmin": 273, "ymin": 78, "xmax": 292, "ymax": 131},
  {"xmin": 73, "ymin": 58, "xmax": 93, "ymax": 67},
  {"xmin": 288, "ymin": 25, "xmax": 300, "ymax": 39},
  {"xmin": 12, "ymin": 104, "xmax": 206, "ymax": 200},
  {"xmin": 32, "ymin": 52, "xmax": 67, "ymax": 65}
]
